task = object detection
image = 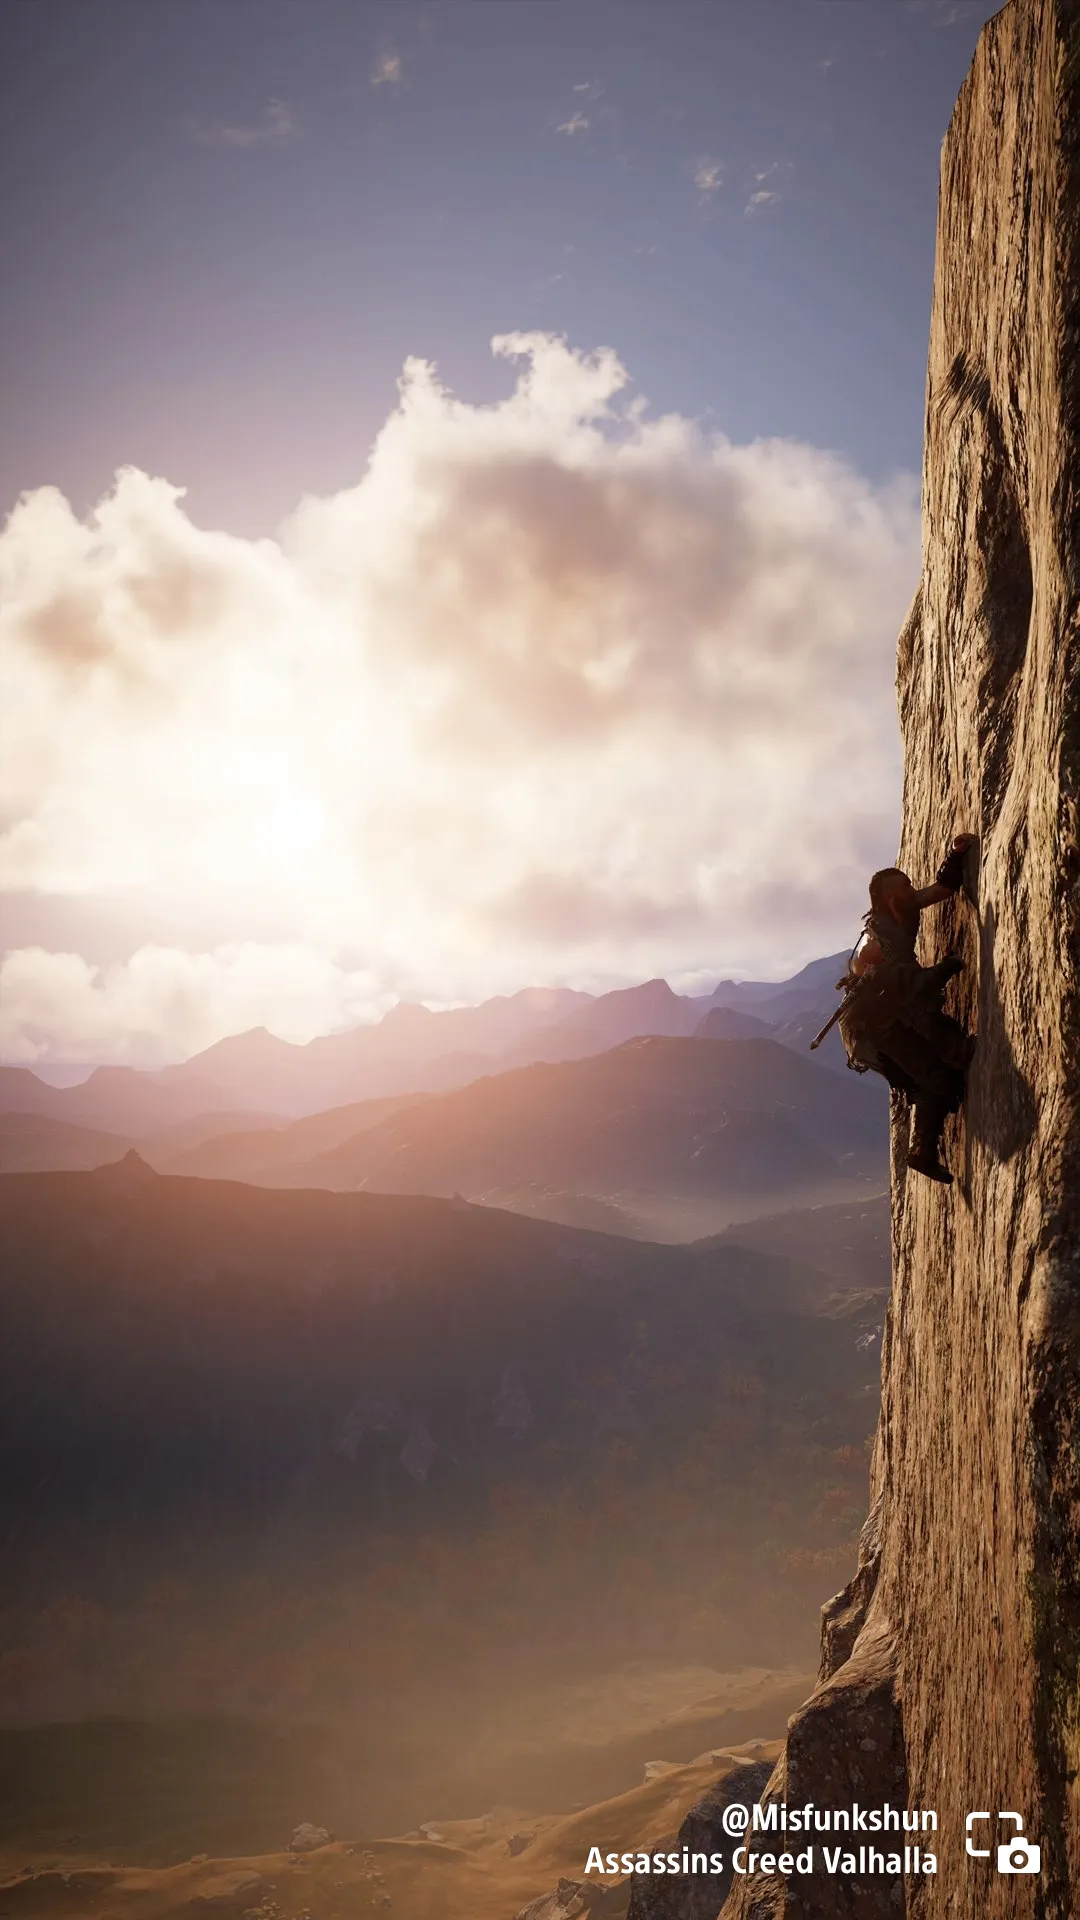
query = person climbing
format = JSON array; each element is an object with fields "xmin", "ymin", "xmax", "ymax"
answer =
[{"xmin": 831, "ymin": 834, "xmax": 976, "ymax": 1185}]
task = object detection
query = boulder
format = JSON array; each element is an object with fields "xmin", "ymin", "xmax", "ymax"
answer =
[{"xmin": 288, "ymin": 1823, "xmax": 331, "ymax": 1853}]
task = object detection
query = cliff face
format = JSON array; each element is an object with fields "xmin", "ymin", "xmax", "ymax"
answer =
[{"xmin": 723, "ymin": 3, "xmax": 1080, "ymax": 1917}]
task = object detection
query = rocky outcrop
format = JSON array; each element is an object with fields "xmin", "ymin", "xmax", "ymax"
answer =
[
  {"xmin": 627, "ymin": 1762, "xmax": 773, "ymax": 1920},
  {"xmin": 515, "ymin": 1878, "xmax": 628, "ymax": 1920},
  {"xmin": 722, "ymin": 2, "xmax": 1080, "ymax": 1916}
]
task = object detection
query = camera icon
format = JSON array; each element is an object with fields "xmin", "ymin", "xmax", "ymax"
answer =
[
  {"xmin": 966, "ymin": 1811, "xmax": 1040, "ymax": 1874},
  {"xmin": 997, "ymin": 1836, "xmax": 1041, "ymax": 1874}
]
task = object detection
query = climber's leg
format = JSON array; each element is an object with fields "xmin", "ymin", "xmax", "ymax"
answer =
[
  {"xmin": 878, "ymin": 1024, "xmax": 968, "ymax": 1184},
  {"xmin": 918, "ymin": 1006, "xmax": 977, "ymax": 1073},
  {"xmin": 906, "ymin": 1095, "xmax": 954, "ymax": 1185},
  {"xmin": 923, "ymin": 954, "xmax": 964, "ymax": 993}
]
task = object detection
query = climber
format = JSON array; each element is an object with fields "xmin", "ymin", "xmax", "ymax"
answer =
[{"xmin": 836, "ymin": 834, "xmax": 976, "ymax": 1185}]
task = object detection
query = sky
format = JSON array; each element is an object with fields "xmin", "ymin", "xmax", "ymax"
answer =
[{"xmin": 0, "ymin": 0, "xmax": 1002, "ymax": 1067}]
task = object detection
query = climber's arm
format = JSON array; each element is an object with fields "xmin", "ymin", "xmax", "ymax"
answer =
[{"xmin": 911, "ymin": 834, "xmax": 975, "ymax": 910}]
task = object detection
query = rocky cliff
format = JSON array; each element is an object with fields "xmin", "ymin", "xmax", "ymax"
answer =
[{"xmin": 722, "ymin": 2, "xmax": 1080, "ymax": 1916}]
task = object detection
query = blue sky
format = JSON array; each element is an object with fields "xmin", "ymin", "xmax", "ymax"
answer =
[
  {"xmin": 3, "ymin": 0, "xmax": 998, "ymax": 532},
  {"xmin": 0, "ymin": 0, "xmax": 1003, "ymax": 1063}
]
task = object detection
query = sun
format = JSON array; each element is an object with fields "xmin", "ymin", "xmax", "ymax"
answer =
[{"xmin": 268, "ymin": 791, "xmax": 327, "ymax": 852}]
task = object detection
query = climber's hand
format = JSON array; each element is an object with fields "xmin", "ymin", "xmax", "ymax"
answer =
[{"xmin": 930, "ymin": 838, "xmax": 973, "ymax": 897}]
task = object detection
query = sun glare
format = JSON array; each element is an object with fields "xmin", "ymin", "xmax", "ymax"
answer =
[{"xmin": 268, "ymin": 791, "xmax": 327, "ymax": 852}]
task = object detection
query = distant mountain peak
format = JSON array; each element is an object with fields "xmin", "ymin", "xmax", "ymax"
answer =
[
  {"xmin": 88, "ymin": 1150, "xmax": 159, "ymax": 1194},
  {"xmin": 379, "ymin": 1001, "xmax": 437, "ymax": 1027},
  {"xmin": 201, "ymin": 1026, "xmax": 299, "ymax": 1057}
]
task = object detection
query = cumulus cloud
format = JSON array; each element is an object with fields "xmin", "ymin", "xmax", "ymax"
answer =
[
  {"xmin": 555, "ymin": 112, "xmax": 590, "ymax": 136},
  {"xmin": 0, "ymin": 333, "xmax": 918, "ymax": 1062},
  {"xmin": 0, "ymin": 946, "xmax": 388, "ymax": 1066}
]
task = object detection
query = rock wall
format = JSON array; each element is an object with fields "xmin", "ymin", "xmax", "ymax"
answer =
[{"xmin": 722, "ymin": 2, "xmax": 1080, "ymax": 1915}]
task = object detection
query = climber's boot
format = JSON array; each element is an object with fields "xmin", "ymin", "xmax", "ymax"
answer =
[
  {"xmin": 906, "ymin": 1148, "xmax": 953, "ymax": 1184},
  {"xmin": 907, "ymin": 1109, "xmax": 953, "ymax": 1185}
]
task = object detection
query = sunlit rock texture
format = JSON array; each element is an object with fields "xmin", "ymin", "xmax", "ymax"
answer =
[{"xmin": 721, "ymin": 1, "xmax": 1080, "ymax": 1914}]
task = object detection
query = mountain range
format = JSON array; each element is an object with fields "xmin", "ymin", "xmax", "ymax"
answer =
[
  {"xmin": 1, "ymin": 1033, "xmax": 885, "ymax": 1240},
  {"xmin": 0, "ymin": 955, "xmax": 869, "ymax": 1241},
  {"xmin": 0, "ymin": 953, "xmax": 851, "ymax": 1137}
]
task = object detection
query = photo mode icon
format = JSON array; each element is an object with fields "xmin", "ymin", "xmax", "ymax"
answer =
[{"xmin": 965, "ymin": 1812, "xmax": 1041, "ymax": 1875}]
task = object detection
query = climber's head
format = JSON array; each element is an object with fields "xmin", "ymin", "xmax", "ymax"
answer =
[{"xmin": 869, "ymin": 867, "xmax": 916, "ymax": 918}]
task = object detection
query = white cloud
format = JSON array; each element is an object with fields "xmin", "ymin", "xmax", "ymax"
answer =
[
  {"xmin": 745, "ymin": 162, "xmax": 789, "ymax": 216},
  {"xmin": 0, "ymin": 333, "xmax": 918, "ymax": 1062},
  {"xmin": 555, "ymin": 112, "xmax": 590, "ymax": 136},
  {"xmin": 694, "ymin": 157, "xmax": 724, "ymax": 199},
  {"xmin": 191, "ymin": 99, "xmax": 296, "ymax": 150},
  {"xmin": 371, "ymin": 52, "xmax": 403, "ymax": 88},
  {"xmin": 0, "ymin": 947, "xmax": 388, "ymax": 1067}
]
